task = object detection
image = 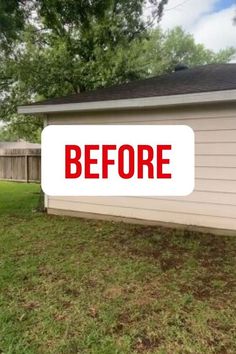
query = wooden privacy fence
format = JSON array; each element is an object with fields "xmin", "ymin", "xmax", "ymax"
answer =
[{"xmin": 0, "ymin": 148, "xmax": 41, "ymax": 182}]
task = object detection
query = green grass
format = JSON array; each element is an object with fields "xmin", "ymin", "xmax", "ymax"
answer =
[{"xmin": 0, "ymin": 181, "xmax": 235, "ymax": 354}]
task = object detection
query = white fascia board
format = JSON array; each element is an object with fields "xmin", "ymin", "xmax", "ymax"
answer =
[{"xmin": 18, "ymin": 89, "xmax": 236, "ymax": 115}]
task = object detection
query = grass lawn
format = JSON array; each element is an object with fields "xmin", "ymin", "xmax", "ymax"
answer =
[{"xmin": 0, "ymin": 182, "xmax": 235, "ymax": 354}]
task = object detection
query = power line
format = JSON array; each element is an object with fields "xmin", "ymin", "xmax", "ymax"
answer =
[{"xmin": 165, "ymin": 0, "xmax": 192, "ymax": 12}]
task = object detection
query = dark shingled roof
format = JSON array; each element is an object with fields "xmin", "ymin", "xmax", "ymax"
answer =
[{"xmin": 30, "ymin": 64, "xmax": 236, "ymax": 106}]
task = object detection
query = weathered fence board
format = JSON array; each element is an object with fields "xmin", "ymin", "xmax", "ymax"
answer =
[{"xmin": 0, "ymin": 148, "xmax": 41, "ymax": 182}]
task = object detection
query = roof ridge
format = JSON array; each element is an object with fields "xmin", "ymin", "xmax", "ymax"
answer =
[{"xmin": 20, "ymin": 63, "xmax": 236, "ymax": 108}]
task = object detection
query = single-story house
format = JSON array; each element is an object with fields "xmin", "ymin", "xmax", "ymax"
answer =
[{"xmin": 19, "ymin": 64, "xmax": 236, "ymax": 235}]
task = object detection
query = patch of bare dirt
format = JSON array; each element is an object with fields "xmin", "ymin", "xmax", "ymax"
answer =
[
  {"xmin": 103, "ymin": 286, "xmax": 123, "ymax": 299},
  {"xmin": 180, "ymin": 273, "xmax": 236, "ymax": 301},
  {"xmin": 160, "ymin": 256, "xmax": 183, "ymax": 271},
  {"xmin": 134, "ymin": 336, "xmax": 161, "ymax": 353}
]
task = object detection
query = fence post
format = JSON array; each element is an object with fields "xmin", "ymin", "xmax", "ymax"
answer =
[{"xmin": 25, "ymin": 155, "xmax": 29, "ymax": 183}]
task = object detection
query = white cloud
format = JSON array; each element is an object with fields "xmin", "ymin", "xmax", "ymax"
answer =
[
  {"xmin": 159, "ymin": 0, "xmax": 236, "ymax": 52},
  {"xmin": 193, "ymin": 5, "xmax": 236, "ymax": 51},
  {"xmin": 161, "ymin": 0, "xmax": 217, "ymax": 31}
]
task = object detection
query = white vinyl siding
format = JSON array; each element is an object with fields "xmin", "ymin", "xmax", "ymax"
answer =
[{"xmin": 46, "ymin": 103, "xmax": 236, "ymax": 232}]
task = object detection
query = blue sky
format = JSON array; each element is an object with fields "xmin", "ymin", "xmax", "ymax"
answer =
[
  {"xmin": 161, "ymin": 0, "xmax": 236, "ymax": 52},
  {"xmin": 214, "ymin": 0, "xmax": 236, "ymax": 11}
]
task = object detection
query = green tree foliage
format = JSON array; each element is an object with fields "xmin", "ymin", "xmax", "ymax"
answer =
[
  {"xmin": 0, "ymin": 116, "xmax": 42, "ymax": 143},
  {"xmin": 0, "ymin": 0, "xmax": 25, "ymax": 50},
  {"xmin": 0, "ymin": 0, "xmax": 169, "ymax": 141},
  {"xmin": 138, "ymin": 27, "xmax": 236, "ymax": 76},
  {"xmin": 0, "ymin": 125, "xmax": 15, "ymax": 141},
  {"xmin": 0, "ymin": 0, "xmax": 167, "ymax": 140},
  {"xmin": 0, "ymin": 1, "xmax": 235, "ymax": 142}
]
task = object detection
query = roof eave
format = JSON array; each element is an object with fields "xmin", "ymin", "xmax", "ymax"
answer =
[{"xmin": 18, "ymin": 89, "xmax": 236, "ymax": 115}]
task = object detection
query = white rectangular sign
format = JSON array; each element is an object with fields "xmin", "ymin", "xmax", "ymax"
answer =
[{"xmin": 42, "ymin": 125, "xmax": 194, "ymax": 196}]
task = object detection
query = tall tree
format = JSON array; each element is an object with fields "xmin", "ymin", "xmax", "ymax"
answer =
[
  {"xmin": 0, "ymin": 2, "xmax": 235, "ymax": 142},
  {"xmin": 0, "ymin": 0, "xmax": 25, "ymax": 50},
  {"xmin": 137, "ymin": 27, "xmax": 236, "ymax": 76},
  {"xmin": 0, "ymin": 1, "xmax": 169, "ymax": 92},
  {"xmin": 0, "ymin": 1, "xmax": 169, "ymax": 142}
]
